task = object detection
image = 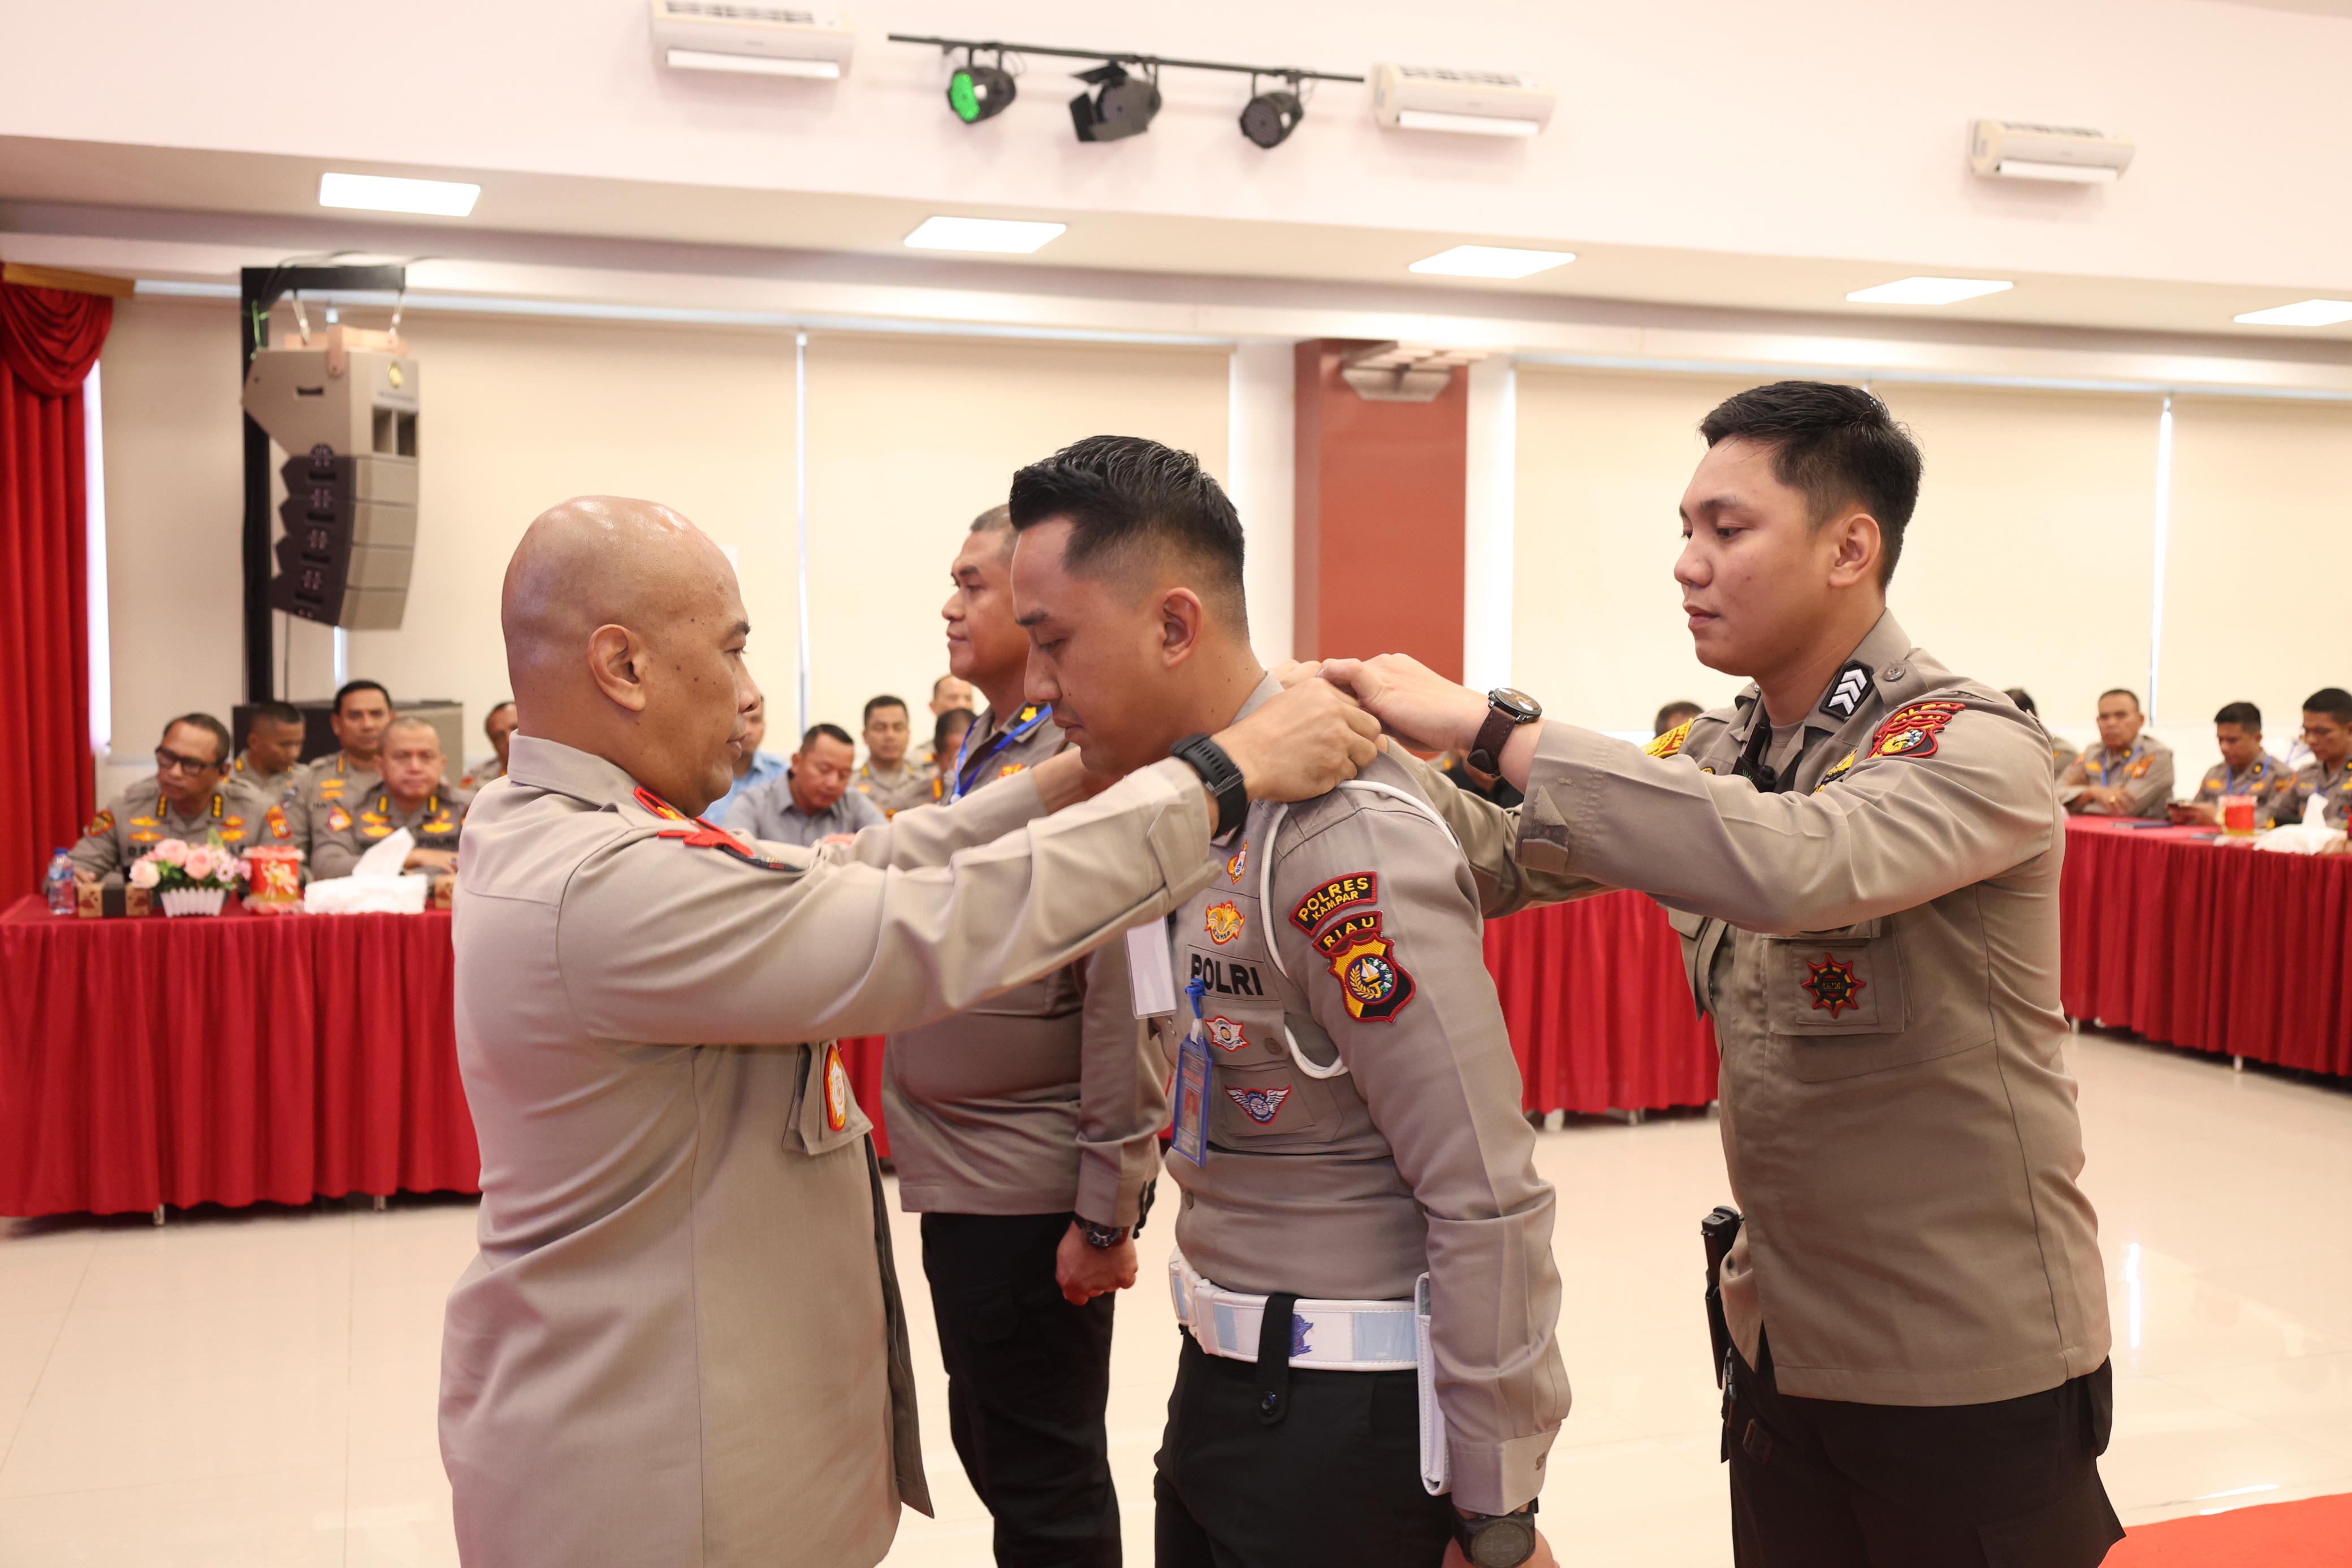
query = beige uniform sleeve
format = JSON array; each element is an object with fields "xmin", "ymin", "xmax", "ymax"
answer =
[
  {"xmin": 310, "ymin": 817, "xmax": 363, "ymax": 880},
  {"xmin": 1383, "ymin": 746, "xmax": 1611, "ymax": 918},
  {"xmin": 2116, "ymin": 744, "xmax": 2175, "ymax": 817},
  {"xmin": 1070, "ymin": 932, "xmax": 1165, "ymax": 1229},
  {"xmin": 2056, "ymin": 747, "xmax": 2092, "ymax": 809},
  {"xmin": 1516, "ymin": 694, "xmax": 2052, "ymax": 934},
  {"xmin": 65, "ymin": 800, "xmax": 127, "ymax": 878},
  {"xmin": 1270, "ymin": 798, "xmax": 1567, "ymax": 1515},
  {"xmin": 2190, "ymin": 765, "xmax": 2225, "ymax": 805},
  {"xmin": 557, "ymin": 759, "xmax": 1218, "ymax": 1047},
  {"xmin": 822, "ymin": 773, "xmax": 1054, "ymax": 873}
]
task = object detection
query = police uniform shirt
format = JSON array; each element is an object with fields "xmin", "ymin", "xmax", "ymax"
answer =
[
  {"xmin": 229, "ymin": 750, "xmax": 300, "ymax": 807},
  {"xmin": 2059, "ymin": 733, "xmax": 2174, "ymax": 816},
  {"xmin": 852, "ymin": 759, "xmax": 932, "ymax": 819},
  {"xmin": 884, "ymin": 705, "xmax": 1163, "ymax": 1226},
  {"xmin": 440, "ymin": 734, "xmax": 1222, "ymax": 1568},
  {"xmin": 285, "ymin": 752, "xmax": 381, "ymax": 851},
  {"xmin": 722, "ymin": 772, "xmax": 887, "ymax": 848},
  {"xmin": 1405, "ymin": 613, "xmax": 2109, "ymax": 1411},
  {"xmin": 1153, "ymin": 674, "xmax": 1567, "ymax": 1517},
  {"xmin": 2189, "ymin": 753, "xmax": 2294, "ymax": 819},
  {"xmin": 2278, "ymin": 755, "xmax": 2352, "ymax": 828},
  {"xmin": 460, "ymin": 756, "xmax": 507, "ymax": 790},
  {"xmin": 309, "ymin": 779, "xmax": 474, "ymax": 880},
  {"xmin": 67, "ymin": 776, "xmax": 296, "ymax": 880}
]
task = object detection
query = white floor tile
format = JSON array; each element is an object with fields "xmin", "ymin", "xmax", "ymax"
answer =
[{"xmin": 0, "ymin": 1464, "xmax": 344, "ymax": 1568}]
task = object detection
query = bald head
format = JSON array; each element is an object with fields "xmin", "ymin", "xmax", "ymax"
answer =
[{"xmin": 502, "ymin": 496, "xmax": 760, "ymax": 815}]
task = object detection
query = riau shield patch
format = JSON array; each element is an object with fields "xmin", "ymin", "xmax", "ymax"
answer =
[{"xmin": 1326, "ymin": 931, "xmax": 1417, "ymax": 1023}]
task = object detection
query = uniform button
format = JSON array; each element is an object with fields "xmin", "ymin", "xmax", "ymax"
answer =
[
  {"xmin": 1260, "ymin": 1392, "xmax": 1280, "ymax": 1415},
  {"xmin": 1882, "ymin": 666, "xmax": 1905, "ymax": 681}
]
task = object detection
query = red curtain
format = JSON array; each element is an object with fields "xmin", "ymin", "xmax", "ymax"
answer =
[{"xmin": 0, "ymin": 280, "xmax": 112, "ymax": 897}]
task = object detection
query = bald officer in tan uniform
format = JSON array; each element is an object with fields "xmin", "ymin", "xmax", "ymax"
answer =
[
  {"xmin": 1323, "ymin": 383, "xmax": 2117, "ymax": 1567},
  {"xmin": 439, "ymin": 495, "xmax": 1378, "ymax": 1568},
  {"xmin": 309, "ymin": 718, "xmax": 472, "ymax": 879},
  {"xmin": 1008, "ymin": 438, "xmax": 1565, "ymax": 1568}
]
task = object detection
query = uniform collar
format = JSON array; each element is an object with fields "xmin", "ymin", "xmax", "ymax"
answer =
[
  {"xmin": 1727, "ymin": 610, "xmax": 1916, "ymax": 749},
  {"xmin": 1227, "ymin": 672, "xmax": 1285, "ymax": 726},
  {"xmin": 506, "ymin": 735, "xmax": 656, "ymax": 813}
]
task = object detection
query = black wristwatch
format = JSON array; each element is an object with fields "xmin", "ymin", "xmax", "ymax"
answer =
[
  {"xmin": 1467, "ymin": 688, "xmax": 1542, "ymax": 774},
  {"xmin": 1170, "ymin": 733, "xmax": 1248, "ymax": 837},
  {"xmin": 1453, "ymin": 1501, "xmax": 1538, "ymax": 1567},
  {"xmin": 1076, "ymin": 1218, "xmax": 1129, "ymax": 1249}
]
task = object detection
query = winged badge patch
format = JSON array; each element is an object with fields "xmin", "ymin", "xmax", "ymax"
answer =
[
  {"xmin": 1645, "ymin": 720, "xmax": 1692, "ymax": 759},
  {"xmin": 1225, "ymin": 1085, "xmax": 1292, "ymax": 1124},
  {"xmin": 1204, "ymin": 901, "xmax": 1246, "ymax": 945}
]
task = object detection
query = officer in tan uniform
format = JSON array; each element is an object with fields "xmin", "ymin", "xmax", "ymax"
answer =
[
  {"xmin": 68, "ymin": 713, "xmax": 295, "ymax": 881},
  {"xmin": 879, "ymin": 505, "xmax": 1166, "ymax": 1563},
  {"xmin": 230, "ymin": 700, "xmax": 308, "ymax": 805},
  {"xmin": 1322, "ymin": 383, "xmax": 2118, "ymax": 1566},
  {"xmin": 2060, "ymin": 688, "xmax": 2173, "ymax": 817},
  {"xmin": 285, "ymin": 678, "xmax": 392, "ymax": 847},
  {"xmin": 439, "ymin": 495, "xmax": 1377, "ymax": 1568},
  {"xmin": 309, "ymin": 717, "xmax": 473, "ymax": 879},
  {"xmin": 1008, "ymin": 438, "xmax": 1565, "ymax": 1568},
  {"xmin": 2276, "ymin": 687, "xmax": 2352, "ymax": 828},
  {"xmin": 2170, "ymin": 701, "xmax": 2294, "ymax": 827},
  {"xmin": 850, "ymin": 695, "xmax": 931, "ymax": 817}
]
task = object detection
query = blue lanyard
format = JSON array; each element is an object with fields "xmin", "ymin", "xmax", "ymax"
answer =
[{"xmin": 947, "ymin": 704, "xmax": 1052, "ymax": 803}]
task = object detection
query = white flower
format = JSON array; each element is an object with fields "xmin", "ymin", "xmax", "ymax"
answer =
[{"xmin": 128, "ymin": 858, "xmax": 161, "ymax": 889}]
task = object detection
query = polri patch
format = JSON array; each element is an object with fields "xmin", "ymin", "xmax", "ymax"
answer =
[
  {"xmin": 1801, "ymin": 955, "xmax": 1867, "ymax": 1019},
  {"xmin": 1326, "ymin": 930, "xmax": 1417, "ymax": 1023},
  {"xmin": 1290, "ymin": 872, "xmax": 1376, "ymax": 934},
  {"xmin": 1225, "ymin": 1084, "xmax": 1292, "ymax": 1124},
  {"xmin": 1204, "ymin": 900, "xmax": 1246, "ymax": 945},
  {"xmin": 1869, "ymin": 701, "xmax": 1966, "ymax": 761}
]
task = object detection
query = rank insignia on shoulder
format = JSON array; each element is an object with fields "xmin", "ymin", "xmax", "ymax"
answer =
[
  {"xmin": 326, "ymin": 806, "xmax": 352, "ymax": 833},
  {"xmin": 1312, "ymin": 909, "xmax": 1383, "ymax": 958},
  {"xmin": 2130, "ymin": 757, "xmax": 2151, "ymax": 778},
  {"xmin": 1820, "ymin": 660, "xmax": 1874, "ymax": 721},
  {"xmin": 1204, "ymin": 900, "xmax": 1246, "ymax": 945},
  {"xmin": 632, "ymin": 786, "xmax": 689, "ymax": 821},
  {"xmin": 1226, "ymin": 841, "xmax": 1248, "ymax": 883},
  {"xmin": 821, "ymin": 1041, "xmax": 851, "ymax": 1133},
  {"xmin": 1290, "ymin": 872, "xmax": 1376, "ymax": 934},
  {"xmin": 1868, "ymin": 701, "xmax": 1966, "ymax": 760},
  {"xmin": 1814, "ymin": 751, "xmax": 1857, "ymax": 793},
  {"xmin": 1645, "ymin": 720, "xmax": 1692, "ymax": 759},
  {"xmin": 1801, "ymin": 954, "xmax": 1867, "ymax": 1019},
  {"xmin": 1326, "ymin": 930, "xmax": 1417, "ymax": 1023},
  {"xmin": 1204, "ymin": 1015, "xmax": 1250, "ymax": 1052},
  {"xmin": 1225, "ymin": 1084, "xmax": 1292, "ymax": 1124},
  {"xmin": 87, "ymin": 809, "xmax": 114, "ymax": 837}
]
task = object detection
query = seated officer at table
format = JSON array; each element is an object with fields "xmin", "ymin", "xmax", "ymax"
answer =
[
  {"xmin": 231, "ymin": 700, "xmax": 308, "ymax": 805},
  {"xmin": 310, "ymin": 717, "xmax": 473, "ymax": 878},
  {"xmin": 286, "ymin": 679, "xmax": 394, "ymax": 847},
  {"xmin": 2277, "ymin": 687, "xmax": 2352, "ymax": 828},
  {"xmin": 2060, "ymin": 688, "xmax": 2173, "ymax": 816},
  {"xmin": 2170, "ymin": 701, "xmax": 2294, "ymax": 827},
  {"xmin": 723, "ymin": 722, "xmax": 886, "ymax": 847},
  {"xmin": 70, "ymin": 713, "xmax": 293, "ymax": 882}
]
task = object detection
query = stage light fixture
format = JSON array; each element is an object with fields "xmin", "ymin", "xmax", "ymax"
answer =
[
  {"xmin": 1239, "ymin": 76, "xmax": 1304, "ymax": 149},
  {"xmin": 948, "ymin": 51, "xmax": 1016, "ymax": 124},
  {"xmin": 1069, "ymin": 61, "xmax": 1161, "ymax": 143}
]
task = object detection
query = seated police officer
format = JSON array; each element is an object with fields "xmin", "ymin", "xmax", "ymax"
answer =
[
  {"xmin": 1321, "ymin": 382, "xmax": 2117, "ymax": 1568},
  {"xmin": 70, "ymin": 713, "xmax": 292, "ymax": 882},
  {"xmin": 1008, "ymin": 436, "xmax": 1565, "ymax": 1568},
  {"xmin": 309, "ymin": 716, "xmax": 472, "ymax": 879},
  {"xmin": 2170, "ymin": 701, "xmax": 2294, "ymax": 827}
]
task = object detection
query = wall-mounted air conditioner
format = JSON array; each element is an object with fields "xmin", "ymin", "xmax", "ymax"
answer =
[
  {"xmin": 1370, "ymin": 63, "xmax": 1554, "ymax": 138},
  {"xmin": 650, "ymin": 1, "xmax": 854, "ymax": 80},
  {"xmin": 1969, "ymin": 119, "xmax": 2134, "ymax": 184}
]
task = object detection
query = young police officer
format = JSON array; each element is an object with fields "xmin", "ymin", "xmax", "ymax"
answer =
[
  {"xmin": 1008, "ymin": 438, "xmax": 1565, "ymax": 1568},
  {"xmin": 1322, "ymin": 383, "xmax": 2119, "ymax": 1567}
]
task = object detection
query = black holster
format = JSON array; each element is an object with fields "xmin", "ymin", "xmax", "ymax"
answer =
[{"xmin": 1701, "ymin": 1205, "xmax": 1743, "ymax": 1388}]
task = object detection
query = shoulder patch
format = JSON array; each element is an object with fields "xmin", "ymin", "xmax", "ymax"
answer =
[
  {"xmin": 1868, "ymin": 701, "xmax": 1967, "ymax": 761},
  {"xmin": 1645, "ymin": 720, "xmax": 1692, "ymax": 759},
  {"xmin": 1290, "ymin": 872, "xmax": 1377, "ymax": 934},
  {"xmin": 326, "ymin": 805, "xmax": 352, "ymax": 833},
  {"xmin": 1312, "ymin": 909, "xmax": 1383, "ymax": 957},
  {"xmin": 87, "ymin": 808, "xmax": 115, "ymax": 837},
  {"xmin": 1325, "ymin": 928, "xmax": 1417, "ymax": 1023},
  {"xmin": 266, "ymin": 804, "xmax": 291, "ymax": 840},
  {"xmin": 1204, "ymin": 900, "xmax": 1246, "ymax": 945}
]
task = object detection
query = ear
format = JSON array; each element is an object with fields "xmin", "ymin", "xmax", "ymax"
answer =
[
  {"xmin": 586, "ymin": 623, "xmax": 652, "ymax": 713},
  {"xmin": 1824, "ymin": 510, "xmax": 1882, "ymax": 590},
  {"xmin": 1157, "ymin": 587, "xmax": 1206, "ymax": 669}
]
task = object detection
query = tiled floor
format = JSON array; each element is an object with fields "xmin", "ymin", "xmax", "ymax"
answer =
[{"xmin": 3, "ymin": 1029, "xmax": 2349, "ymax": 1565}]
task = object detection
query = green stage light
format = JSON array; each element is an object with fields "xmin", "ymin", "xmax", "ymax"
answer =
[{"xmin": 948, "ymin": 62, "xmax": 1015, "ymax": 124}]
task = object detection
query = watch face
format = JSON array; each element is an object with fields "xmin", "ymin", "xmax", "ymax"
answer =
[
  {"xmin": 1488, "ymin": 687, "xmax": 1542, "ymax": 722},
  {"xmin": 1469, "ymin": 1517, "xmax": 1537, "ymax": 1568}
]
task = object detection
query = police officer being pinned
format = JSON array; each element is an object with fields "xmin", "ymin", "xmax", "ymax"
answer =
[
  {"xmin": 438, "ymin": 495, "xmax": 1379, "ymax": 1568},
  {"xmin": 1320, "ymin": 382, "xmax": 2120, "ymax": 1567},
  {"xmin": 1005, "ymin": 438, "xmax": 1566, "ymax": 1568}
]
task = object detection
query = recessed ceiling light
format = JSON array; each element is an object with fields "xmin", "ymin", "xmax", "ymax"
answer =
[
  {"xmin": 1409, "ymin": 245, "xmax": 1576, "ymax": 280},
  {"xmin": 318, "ymin": 172, "xmax": 481, "ymax": 218},
  {"xmin": 1845, "ymin": 276, "xmax": 2014, "ymax": 306},
  {"xmin": 2232, "ymin": 298, "xmax": 2352, "ymax": 327},
  {"xmin": 902, "ymin": 216, "xmax": 1067, "ymax": 254}
]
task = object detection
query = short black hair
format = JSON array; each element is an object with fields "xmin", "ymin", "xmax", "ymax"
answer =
[
  {"xmin": 2003, "ymin": 687, "xmax": 2039, "ymax": 716},
  {"xmin": 1653, "ymin": 700, "xmax": 1701, "ymax": 737},
  {"xmin": 486, "ymin": 699, "xmax": 516, "ymax": 721},
  {"xmin": 334, "ymin": 678, "xmax": 391, "ymax": 717},
  {"xmin": 1698, "ymin": 382, "xmax": 1922, "ymax": 586},
  {"xmin": 2213, "ymin": 701, "xmax": 2262, "ymax": 731},
  {"xmin": 863, "ymin": 694, "xmax": 908, "ymax": 726},
  {"xmin": 933, "ymin": 705, "xmax": 975, "ymax": 755},
  {"xmin": 2306, "ymin": 687, "xmax": 2352, "ymax": 725},
  {"xmin": 249, "ymin": 700, "xmax": 304, "ymax": 729},
  {"xmin": 801, "ymin": 722, "xmax": 854, "ymax": 751},
  {"xmin": 2099, "ymin": 688, "xmax": 2142, "ymax": 712},
  {"xmin": 162, "ymin": 712, "xmax": 232, "ymax": 765},
  {"xmin": 1008, "ymin": 435, "xmax": 1247, "ymax": 630}
]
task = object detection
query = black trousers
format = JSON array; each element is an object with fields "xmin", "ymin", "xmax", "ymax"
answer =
[
  {"xmin": 1726, "ymin": 1334, "xmax": 2124, "ymax": 1568},
  {"xmin": 1155, "ymin": 1328, "xmax": 1456, "ymax": 1568},
  {"xmin": 920, "ymin": 1211, "xmax": 1119, "ymax": 1568}
]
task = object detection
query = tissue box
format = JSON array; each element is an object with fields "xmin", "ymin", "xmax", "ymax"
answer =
[
  {"xmin": 304, "ymin": 874, "xmax": 434, "ymax": 915},
  {"xmin": 77, "ymin": 882, "xmax": 153, "ymax": 919}
]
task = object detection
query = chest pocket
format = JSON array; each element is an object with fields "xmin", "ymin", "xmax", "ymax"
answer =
[
  {"xmin": 1205, "ymin": 1050, "xmax": 1344, "ymax": 1145},
  {"xmin": 784, "ymin": 1041, "xmax": 871, "ymax": 1158},
  {"xmin": 1758, "ymin": 917, "xmax": 1989, "ymax": 1082}
]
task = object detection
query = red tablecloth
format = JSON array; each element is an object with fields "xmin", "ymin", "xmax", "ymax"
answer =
[
  {"xmin": 0, "ymin": 898, "xmax": 478, "ymax": 1217},
  {"xmin": 2060, "ymin": 817, "xmax": 2352, "ymax": 1073}
]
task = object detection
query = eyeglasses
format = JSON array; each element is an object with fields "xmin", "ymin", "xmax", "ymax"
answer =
[{"xmin": 155, "ymin": 748, "xmax": 224, "ymax": 776}]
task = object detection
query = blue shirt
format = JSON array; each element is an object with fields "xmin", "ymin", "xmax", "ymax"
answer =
[{"xmin": 706, "ymin": 749, "xmax": 786, "ymax": 824}]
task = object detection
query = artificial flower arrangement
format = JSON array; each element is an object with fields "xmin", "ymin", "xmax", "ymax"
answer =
[{"xmin": 128, "ymin": 837, "xmax": 248, "ymax": 917}]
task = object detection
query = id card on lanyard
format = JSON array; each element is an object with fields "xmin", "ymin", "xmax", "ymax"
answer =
[{"xmin": 1169, "ymin": 976, "xmax": 1213, "ymax": 1168}]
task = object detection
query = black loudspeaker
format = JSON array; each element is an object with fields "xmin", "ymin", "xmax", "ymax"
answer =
[{"xmin": 269, "ymin": 445, "xmax": 416, "ymax": 630}]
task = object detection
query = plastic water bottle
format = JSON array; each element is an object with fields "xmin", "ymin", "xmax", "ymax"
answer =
[{"xmin": 45, "ymin": 848, "xmax": 76, "ymax": 915}]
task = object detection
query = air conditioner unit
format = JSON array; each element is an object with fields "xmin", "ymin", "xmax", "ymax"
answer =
[
  {"xmin": 649, "ymin": 0, "xmax": 854, "ymax": 80},
  {"xmin": 1969, "ymin": 119, "xmax": 2134, "ymax": 184},
  {"xmin": 1370, "ymin": 63, "xmax": 1554, "ymax": 138}
]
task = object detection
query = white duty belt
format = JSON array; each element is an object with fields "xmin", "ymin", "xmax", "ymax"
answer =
[{"xmin": 1168, "ymin": 1249, "xmax": 1452, "ymax": 1494}]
